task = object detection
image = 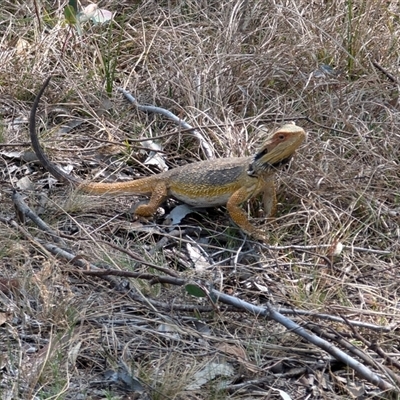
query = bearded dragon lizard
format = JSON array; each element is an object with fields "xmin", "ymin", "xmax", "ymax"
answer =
[{"xmin": 29, "ymin": 77, "xmax": 306, "ymax": 240}]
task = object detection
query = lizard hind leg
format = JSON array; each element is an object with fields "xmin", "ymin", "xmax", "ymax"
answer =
[{"xmin": 133, "ymin": 182, "xmax": 168, "ymax": 218}]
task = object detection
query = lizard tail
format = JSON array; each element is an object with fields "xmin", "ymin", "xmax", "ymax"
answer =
[{"xmin": 29, "ymin": 76, "xmax": 81, "ymax": 186}]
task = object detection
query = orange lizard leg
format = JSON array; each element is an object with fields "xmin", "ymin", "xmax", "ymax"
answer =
[
  {"xmin": 226, "ymin": 188, "xmax": 268, "ymax": 241},
  {"xmin": 133, "ymin": 182, "xmax": 168, "ymax": 217}
]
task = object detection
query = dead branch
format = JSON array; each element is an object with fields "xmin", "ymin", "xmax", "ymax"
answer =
[{"xmin": 118, "ymin": 87, "xmax": 215, "ymax": 159}]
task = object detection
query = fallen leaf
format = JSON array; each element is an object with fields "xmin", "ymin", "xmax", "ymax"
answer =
[
  {"xmin": 186, "ymin": 242, "xmax": 211, "ymax": 271},
  {"xmin": 186, "ymin": 360, "xmax": 234, "ymax": 390},
  {"xmin": 16, "ymin": 176, "xmax": 34, "ymax": 190},
  {"xmin": 0, "ymin": 312, "xmax": 9, "ymax": 325},
  {"xmin": 167, "ymin": 204, "xmax": 194, "ymax": 225}
]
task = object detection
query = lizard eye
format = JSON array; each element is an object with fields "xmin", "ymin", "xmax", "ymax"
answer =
[{"xmin": 278, "ymin": 134, "xmax": 285, "ymax": 140}]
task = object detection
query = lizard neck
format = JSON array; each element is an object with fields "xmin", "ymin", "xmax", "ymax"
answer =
[{"xmin": 247, "ymin": 155, "xmax": 292, "ymax": 177}]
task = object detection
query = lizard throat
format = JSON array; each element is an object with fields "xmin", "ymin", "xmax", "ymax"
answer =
[{"xmin": 247, "ymin": 156, "xmax": 292, "ymax": 176}]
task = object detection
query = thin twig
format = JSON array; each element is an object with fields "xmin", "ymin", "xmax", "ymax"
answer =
[
  {"xmin": 307, "ymin": 323, "xmax": 400, "ymax": 386},
  {"xmin": 72, "ymin": 267, "xmax": 185, "ymax": 286},
  {"xmin": 96, "ymin": 240, "xmax": 180, "ymax": 277},
  {"xmin": 264, "ymin": 243, "xmax": 391, "ymax": 256},
  {"xmin": 267, "ymin": 306, "xmax": 395, "ymax": 391},
  {"xmin": 211, "ymin": 291, "xmax": 395, "ymax": 391},
  {"xmin": 39, "ymin": 241, "xmax": 149, "ymax": 294},
  {"xmin": 341, "ymin": 315, "xmax": 400, "ymax": 372},
  {"xmin": 118, "ymin": 87, "xmax": 215, "ymax": 159},
  {"xmin": 372, "ymin": 60, "xmax": 399, "ymax": 84},
  {"xmin": 278, "ymin": 307, "xmax": 392, "ymax": 332},
  {"xmin": 11, "ymin": 190, "xmax": 64, "ymax": 244}
]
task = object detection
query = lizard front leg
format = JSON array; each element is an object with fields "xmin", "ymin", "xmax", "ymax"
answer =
[
  {"xmin": 133, "ymin": 182, "xmax": 168, "ymax": 217},
  {"xmin": 226, "ymin": 187, "xmax": 268, "ymax": 241},
  {"xmin": 262, "ymin": 182, "xmax": 277, "ymax": 218}
]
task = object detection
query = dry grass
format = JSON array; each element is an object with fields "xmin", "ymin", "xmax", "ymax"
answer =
[{"xmin": 1, "ymin": 0, "xmax": 400, "ymax": 398}]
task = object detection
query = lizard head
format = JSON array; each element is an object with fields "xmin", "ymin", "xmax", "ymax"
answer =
[{"xmin": 248, "ymin": 122, "xmax": 306, "ymax": 175}]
